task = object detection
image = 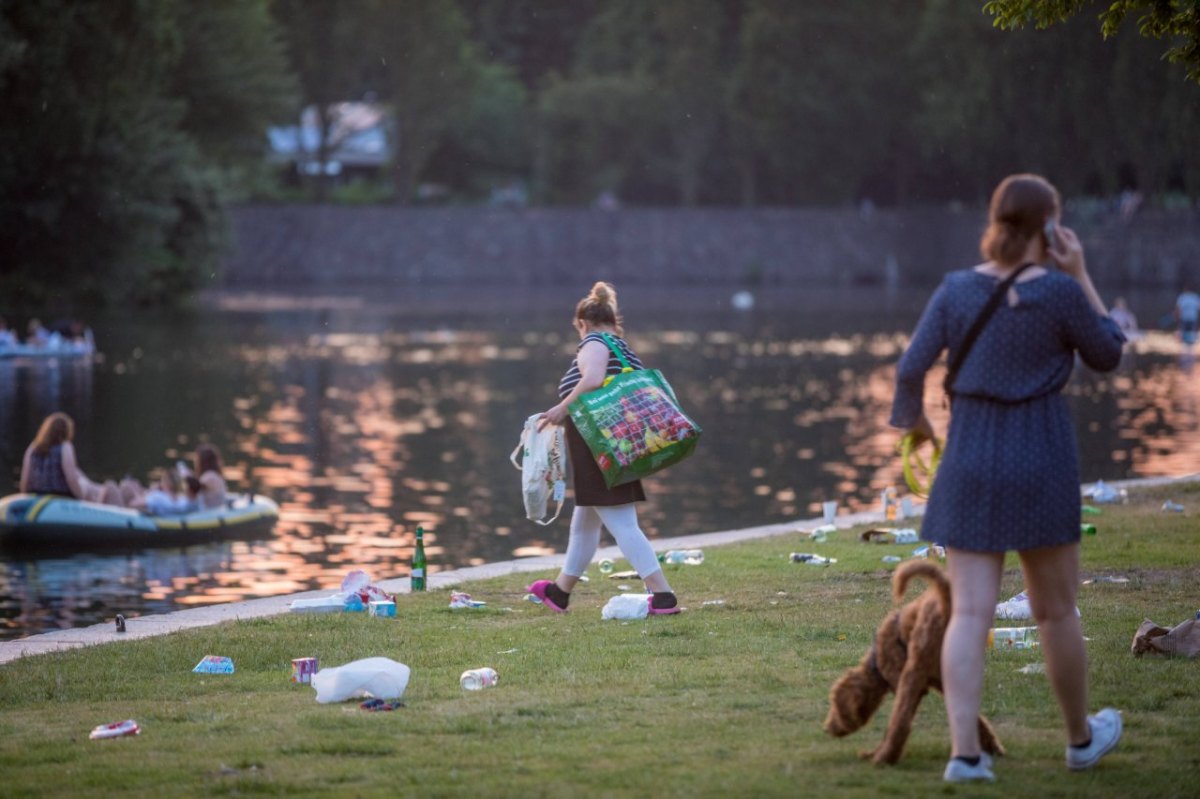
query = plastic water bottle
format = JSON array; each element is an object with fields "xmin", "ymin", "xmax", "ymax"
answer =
[
  {"xmin": 598, "ymin": 558, "xmax": 615, "ymax": 574},
  {"xmin": 659, "ymin": 549, "xmax": 704, "ymax": 565},
  {"xmin": 988, "ymin": 626, "xmax": 1039, "ymax": 650},
  {"xmin": 460, "ymin": 667, "xmax": 499, "ymax": 690},
  {"xmin": 1080, "ymin": 523, "xmax": 1097, "ymax": 536}
]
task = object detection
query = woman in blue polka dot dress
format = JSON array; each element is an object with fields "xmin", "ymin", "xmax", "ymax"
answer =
[{"xmin": 890, "ymin": 175, "xmax": 1126, "ymax": 783}]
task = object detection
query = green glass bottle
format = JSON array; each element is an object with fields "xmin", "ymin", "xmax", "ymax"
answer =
[{"xmin": 411, "ymin": 526, "xmax": 427, "ymax": 591}]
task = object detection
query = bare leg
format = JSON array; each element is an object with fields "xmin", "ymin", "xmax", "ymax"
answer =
[
  {"xmin": 942, "ymin": 548, "xmax": 1004, "ymax": 759},
  {"xmin": 100, "ymin": 480, "xmax": 125, "ymax": 507},
  {"xmin": 1019, "ymin": 543, "xmax": 1090, "ymax": 745}
]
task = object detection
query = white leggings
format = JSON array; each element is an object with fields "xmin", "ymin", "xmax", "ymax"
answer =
[{"xmin": 562, "ymin": 503, "xmax": 664, "ymax": 580}]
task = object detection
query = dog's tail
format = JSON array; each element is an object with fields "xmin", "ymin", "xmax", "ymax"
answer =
[{"xmin": 892, "ymin": 560, "xmax": 951, "ymax": 610}]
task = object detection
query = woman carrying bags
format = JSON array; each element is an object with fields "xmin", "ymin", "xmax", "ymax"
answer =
[{"xmin": 529, "ymin": 281, "xmax": 680, "ymax": 616}]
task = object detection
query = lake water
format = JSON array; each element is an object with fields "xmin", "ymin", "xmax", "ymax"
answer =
[{"xmin": 2, "ymin": 285, "xmax": 1196, "ymax": 640}]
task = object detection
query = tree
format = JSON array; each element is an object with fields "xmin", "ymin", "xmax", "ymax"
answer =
[
  {"xmin": 983, "ymin": 0, "xmax": 1200, "ymax": 84},
  {"xmin": 272, "ymin": 0, "xmax": 372, "ymax": 200},
  {"xmin": 368, "ymin": 0, "xmax": 480, "ymax": 204},
  {"xmin": 0, "ymin": 0, "xmax": 296, "ymax": 308}
]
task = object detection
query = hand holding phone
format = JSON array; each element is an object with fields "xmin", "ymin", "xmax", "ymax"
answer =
[{"xmin": 1043, "ymin": 220, "xmax": 1058, "ymax": 250}]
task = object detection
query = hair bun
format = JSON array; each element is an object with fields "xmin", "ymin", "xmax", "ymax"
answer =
[{"xmin": 590, "ymin": 281, "xmax": 615, "ymax": 307}]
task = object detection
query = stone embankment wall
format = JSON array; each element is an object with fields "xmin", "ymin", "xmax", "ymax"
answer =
[{"xmin": 222, "ymin": 205, "xmax": 1199, "ymax": 290}]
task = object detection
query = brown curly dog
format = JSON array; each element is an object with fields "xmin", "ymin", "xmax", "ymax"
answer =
[{"xmin": 822, "ymin": 559, "xmax": 1005, "ymax": 765}]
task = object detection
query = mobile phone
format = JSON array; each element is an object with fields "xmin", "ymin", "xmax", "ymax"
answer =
[{"xmin": 1043, "ymin": 220, "xmax": 1057, "ymax": 249}]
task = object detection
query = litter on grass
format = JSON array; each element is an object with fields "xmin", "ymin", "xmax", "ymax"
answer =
[
  {"xmin": 89, "ymin": 719, "xmax": 140, "ymax": 740},
  {"xmin": 193, "ymin": 656, "xmax": 235, "ymax": 674},
  {"xmin": 1132, "ymin": 618, "xmax": 1200, "ymax": 658},
  {"xmin": 602, "ymin": 593, "xmax": 651, "ymax": 620},
  {"xmin": 1083, "ymin": 575, "xmax": 1130, "ymax": 585},
  {"xmin": 1085, "ymin": 479, "xmax": 1126, "ymax": 504},
  {"xmin": 449, "ymin": 592, "xmax": 486, "ymax": 609},
  {"xmin": 290, "ymin": 570, "xmax": 394, "ymax": 613},
  {"xmin": 312, "ymin": 657, "xmax": 411, "ymax": 703}
]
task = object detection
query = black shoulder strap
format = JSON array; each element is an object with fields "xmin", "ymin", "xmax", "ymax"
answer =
[{"xmin": 943, "ymin": 263, "xmax": 1036, "ymax": 397}]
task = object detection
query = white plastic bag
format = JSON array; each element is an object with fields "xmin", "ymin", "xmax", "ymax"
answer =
[
  {"xmin": 510, "ymin": 413, "xmax": 567, "ymax": 525},
  {"xmin": 311, "ymin": 657, "xmax": 411, "ymax": 703},
  {"xmin": 601, "ymin": 593, "xmax": 651, "ymax": 620},
  {"xmin": 289, "ymin": 594, "xmax": 349, "ymax": 613}
]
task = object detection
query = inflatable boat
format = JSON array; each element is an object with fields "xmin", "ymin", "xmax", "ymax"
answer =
[
  {"xmin": 0, "ymin": 492, "xmax": 279, "ymax": 550},
  {"xmin": 0, "ymin": 339, "xmax": 95, "ymax": 359}
]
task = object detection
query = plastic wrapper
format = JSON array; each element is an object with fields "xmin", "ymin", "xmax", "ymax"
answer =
[
  {"xmin": 601, "ymin": 593, "xmax": 651, "ymax": 620},
  {"xmin": 312, "ymin": 657, "xmax": 411, "ymax": 703}
]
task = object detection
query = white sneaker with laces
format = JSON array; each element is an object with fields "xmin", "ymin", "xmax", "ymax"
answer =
[
  {"xmin": 1067, "ymin": 708, "xmax": 1122, "ymax": 771},
  {"xmin": 943, "ymin": 756, "xmax": 996, "ymax": 783}
]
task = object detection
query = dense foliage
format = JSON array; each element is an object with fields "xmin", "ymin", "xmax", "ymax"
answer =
[
  {"xmin": 0, "ymin": 0, "xmax": 294, "ymax": 309},
  {"xmin": 1, "ymin": 0, "xmax": 1197, "ymax": 308}
]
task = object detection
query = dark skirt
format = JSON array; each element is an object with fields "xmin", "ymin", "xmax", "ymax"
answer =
[
  {"xmin": 564, "ymin": 419, "xmax": 646, "ymax": 507},
  {"xmin": 921, "ymin": 393, "xmax": 1081, "ymax": 553}
]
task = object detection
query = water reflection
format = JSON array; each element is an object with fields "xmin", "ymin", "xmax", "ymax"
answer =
[{"xmin": 1, "ymin": 288, "xmax": 1196, "ymax": 640}]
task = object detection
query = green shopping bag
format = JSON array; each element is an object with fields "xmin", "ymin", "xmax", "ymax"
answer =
[{"xmin": 567, "ymin": 334, "xmax": 702, "ymax": 488}]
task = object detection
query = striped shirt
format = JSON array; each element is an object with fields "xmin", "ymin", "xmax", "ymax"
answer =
[{"xmin": 558, "ymin": 332, "xmax": 643, "ymax": 399}]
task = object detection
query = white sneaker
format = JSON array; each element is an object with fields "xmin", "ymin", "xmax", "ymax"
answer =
[
  {"xmin": 943, "ymin": 757, "xmax": 997, "ymax": 783},
  {"xmin": 1067, "ymin": 708, "xmax": 1123, "ymax": 770}
]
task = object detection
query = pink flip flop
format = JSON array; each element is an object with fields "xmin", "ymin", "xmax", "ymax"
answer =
[{"xmin": 526, "ymin": 580, "xmax": 568, "ymax": 613}]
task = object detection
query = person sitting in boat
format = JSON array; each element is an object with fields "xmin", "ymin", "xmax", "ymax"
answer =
[
  {"xmin": 130, "ymin": 467, "xmax": 196, "ymax": 516},
  {"xmin": 19, "ymin": 412, "xmax": 125, "ymax": 505},
  {"xmin": 0, "ymin": 317, "xmax": 16, "ymax": 349},
  {"xmin": 26, "ymin": 319, "xmax": 51, "ymax": 348},
  {"xmin": 192, "ymin": 443, "xmax": 229, "ymax": 510}
]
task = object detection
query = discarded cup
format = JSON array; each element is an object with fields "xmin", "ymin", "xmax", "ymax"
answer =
[
  {"xmin": 899, "ymin": 497, "xmax": 914, "ymax": 519},
  {"xmin": 115, "ymin": 614, "xmax": 126, "ymax": 633},
  {"xmin": 292, "ymin": 657, "xmax": 319, "ymax": 685},
  {"xmin": 1162, "ymin": 500, "xmax": 1185, "ymax": 513},
  {"xmin": 822, "ymin": 501, "xmax": 838, "ymax": 523},
  {"xmin": 791, "ymin": 553, "xmax": 836, "ymax": 565},
  {"xmin": 460, "ymin": 667, "xmax": 499, "ymax": 691},
  {"xmin": 368, "ymin": 600, "xmax": 396, "ymax": 618},
  {"xmin": 89, "ymin": 719, "xmax": 140, "ymax": 740},
  {"xmin": 598, "ymin": 558, "xmax": 615, "ymax": 574},
  {"xmin": 193, "ymin": 655, "xmax": 235, "ymax": 674}
]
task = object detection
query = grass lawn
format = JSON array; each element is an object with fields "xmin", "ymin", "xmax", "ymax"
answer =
[{"xmin": 1, "ymin": 482, "xmax": 1198, "ymax": 798}]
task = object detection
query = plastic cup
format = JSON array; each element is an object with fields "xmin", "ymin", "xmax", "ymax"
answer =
[{"xmin": 822, "ymin": 501, "xmax": 837, "ymax": 523}]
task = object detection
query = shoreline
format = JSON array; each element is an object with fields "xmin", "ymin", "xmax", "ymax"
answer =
[{"xmin": 2, "ymin": 472, "xmax": 1195, "ymax": 665}]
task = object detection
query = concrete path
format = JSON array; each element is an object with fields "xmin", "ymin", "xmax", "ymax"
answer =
[{"xmin": 2, "ymin": 473, "xmax": 1194, "ymax": 665}]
